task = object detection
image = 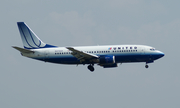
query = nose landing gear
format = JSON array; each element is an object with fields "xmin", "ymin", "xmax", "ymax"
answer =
[
  {"xmin": 145, "ymin": 61, "xmax": 154, "ymax": 68},
  {"xmin": 145, "ymin": 64, "xmax": 149, "ymax": 68},
  {"xmin": 87, "ymin": 64, "xmax": 94, "ymax": 72}
]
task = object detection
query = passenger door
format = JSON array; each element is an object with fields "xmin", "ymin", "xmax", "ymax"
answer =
[
  {"xmin": 44, "ymin": 50, "xmax": 49, "ymax": 61},
  {"xmin": 141, "ymin": 47, "xmax": 145, "ymax": 55}
]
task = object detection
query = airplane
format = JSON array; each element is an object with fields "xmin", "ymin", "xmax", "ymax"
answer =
[{"xmin": 13, "ymin": 22, "xmax": 164, "ymax": 72}]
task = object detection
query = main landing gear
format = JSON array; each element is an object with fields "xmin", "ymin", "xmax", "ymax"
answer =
[{"xmin": 87, "ymin": 64, "xmax": 94, "ymax": 72}]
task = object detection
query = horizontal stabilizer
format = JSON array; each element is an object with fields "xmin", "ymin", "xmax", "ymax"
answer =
[{"xmin": 12, "ymin": 46, "xmax": 34, "ymax": 53}]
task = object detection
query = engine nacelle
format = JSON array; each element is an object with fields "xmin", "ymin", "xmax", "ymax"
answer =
[{"xmin": 99, "ymin": 55, "xmax": 115, "ymax": 64}]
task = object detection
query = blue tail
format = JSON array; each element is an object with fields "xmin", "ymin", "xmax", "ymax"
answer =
[{"xmin": 17, "ymin": 22, "xmax": 57, "ymax": 49}]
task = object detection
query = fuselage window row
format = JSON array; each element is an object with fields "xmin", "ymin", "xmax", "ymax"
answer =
[
  {"xmin": 55, "ymin": 49, "xmax": 138, "ymax": 55},
  {"xmin": 55, "ymin": 46, "xmax": 138, "ymax": 55}
]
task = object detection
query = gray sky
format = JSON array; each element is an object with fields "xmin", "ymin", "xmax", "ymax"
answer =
[{"xmin": 0, "ymin": 0, "xmax": 180, "ymax": 108}]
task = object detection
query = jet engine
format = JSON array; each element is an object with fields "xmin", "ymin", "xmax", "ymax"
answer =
[{"xmin": 99, "ymin": 55, "xmax": 115, "ymax": 64}]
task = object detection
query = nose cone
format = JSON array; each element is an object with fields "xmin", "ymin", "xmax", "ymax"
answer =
[{"xmin": 156, "ymin": 50, "xmax": 165, "ymax": 58}]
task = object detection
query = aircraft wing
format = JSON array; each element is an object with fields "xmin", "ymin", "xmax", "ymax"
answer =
[{"xmin": 66, "ymin": 47, "xmax": 98, "ymax": 61}]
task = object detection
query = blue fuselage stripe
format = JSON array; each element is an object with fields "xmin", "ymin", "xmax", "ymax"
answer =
[{"xmin": 33, "ymin": 53, "xmax": 162, "ymax": 64}]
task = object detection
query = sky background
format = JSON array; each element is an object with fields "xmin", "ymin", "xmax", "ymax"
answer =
[{"xmin": 0, "ymin": 0, "xmax": 180, "ymax": 108}]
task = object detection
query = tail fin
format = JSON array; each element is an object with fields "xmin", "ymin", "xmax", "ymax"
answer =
[{"xmin": 17, "ymin": 22, "xmax": 56, "ymax": 49}]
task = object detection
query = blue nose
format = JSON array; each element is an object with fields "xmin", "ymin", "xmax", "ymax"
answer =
[{"xmin": 158, "ymin": 52, "xmax": 165, "ymax": 58}]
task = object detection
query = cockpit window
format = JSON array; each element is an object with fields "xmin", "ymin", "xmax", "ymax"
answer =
[{"xmin": 150, "ymin": 48, "xmax": 155, "ymax": 51}]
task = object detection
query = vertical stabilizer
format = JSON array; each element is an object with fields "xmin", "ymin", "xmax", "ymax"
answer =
[{"xmin": 17, "ymin": 22, "xmax": 56, "ymax": 49}]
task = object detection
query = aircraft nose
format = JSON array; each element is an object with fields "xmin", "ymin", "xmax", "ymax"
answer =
[{"xmin": 157, "ymin": 51, "xmax": 165, "ymax": 58}]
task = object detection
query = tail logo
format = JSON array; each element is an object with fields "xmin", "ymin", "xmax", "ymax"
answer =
[{"xmin": 17, "ymin": 22, "xmax": 46, "ymax": 49}]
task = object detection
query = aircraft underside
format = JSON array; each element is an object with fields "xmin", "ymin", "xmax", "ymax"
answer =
[{"xmin": 34, "ymin": 54, "xmax": 160, "ymax": 72}]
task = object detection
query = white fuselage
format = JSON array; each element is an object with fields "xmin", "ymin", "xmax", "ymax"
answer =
[
  {"xmin": 21, "ymin": 45, "xmax": 164, "ymax": 65},
  {"xmin": 14, "ymin": 22, "xmax": 165, "ymax": 71}
]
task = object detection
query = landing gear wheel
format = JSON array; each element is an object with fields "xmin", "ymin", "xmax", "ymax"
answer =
[
  {"xmin": 88, "ymin": 65, "xmax": 95, "ymax": 72},
  {"xmin": 145, "ymin": 64, "xmax": 149, "ymax": 68}
]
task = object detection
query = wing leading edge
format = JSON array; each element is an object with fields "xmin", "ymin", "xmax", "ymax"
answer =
[{"xmin": 66, "ymin": 47, "xmax": 99, "ymax": 63}]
